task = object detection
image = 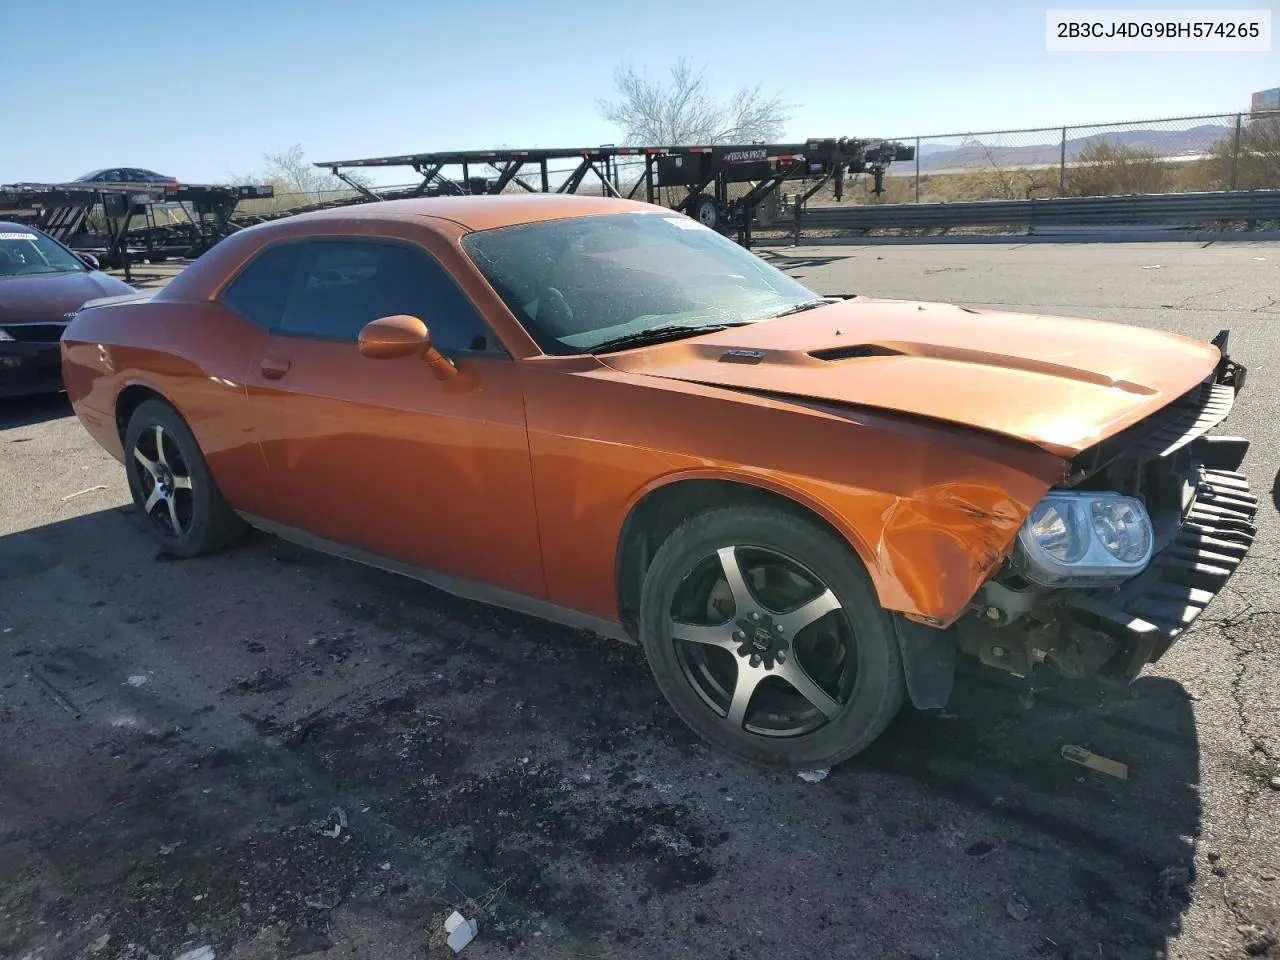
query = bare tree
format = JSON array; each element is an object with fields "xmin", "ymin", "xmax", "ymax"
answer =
[
  {"xmin": 597, "ymin": 58, "xmax": 794, "ymax": 145},
  {"xmin": 972, "ymin": 137, "xmax": 1017, "ymax": 200},
  {"xmin": 230, "ymin": 144, "xmax": 372, "ymax": 200}
]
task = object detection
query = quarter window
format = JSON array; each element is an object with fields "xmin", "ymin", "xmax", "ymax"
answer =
[{"xmin": 218, "ymin": 242, "xmax": 305, "ymax": 330}]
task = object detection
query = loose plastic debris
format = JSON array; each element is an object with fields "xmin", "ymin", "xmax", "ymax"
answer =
[
  {"xmin": 1005, "ymin": 892, "xmax": 1031, "ymax": 921},
  {"xmin": 797, "ymin": 768, "xmax": 830, "ymax": 783},
  {"xmin": 126, "ymin": 675, "xmax": 149, "ymax": 687},
  {"xmin": 174, "ymin": 947, "xmax": 215, "ymax": 960},
  {"xmin": 60, "ymin": 484, "xmax": 108, "ymax": 502},
  {"xmin": 1060, "ymin": 744, "xmax": 1128, "ymax": 780},
  {"xmin": 320, "ymin": 807, "xmax": 348, "ymax": 838},
  {"xmin": 444, "ymin": 910, "xmax": 478, "ymax": 953}
]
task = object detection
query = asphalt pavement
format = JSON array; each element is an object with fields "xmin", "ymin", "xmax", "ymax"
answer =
[{"xmin": 1, "ymin": 240, "xmax": 1278, "ymax": 960}]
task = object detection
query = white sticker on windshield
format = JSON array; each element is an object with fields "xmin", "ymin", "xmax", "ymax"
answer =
[
  {"xmin": 662, "ymin": 216, "xmax": 712, "ymax": 231},
  {"xmin": 0, "ymin": 233, "xmax": 36, "ymax": 241}
]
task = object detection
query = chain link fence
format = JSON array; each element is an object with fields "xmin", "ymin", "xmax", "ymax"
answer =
[{"xmin": 831, "ymin": 110, "xmax": 1280, "ymax": 206}]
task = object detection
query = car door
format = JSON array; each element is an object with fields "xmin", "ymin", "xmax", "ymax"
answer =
[{"xmin": 243, "ymin": 235, "xmax": 546, "ymax": 600}]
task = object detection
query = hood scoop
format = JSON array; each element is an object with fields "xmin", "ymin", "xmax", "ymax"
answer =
[{"xmin": 809, "ymin": 344, "xmax": 905, "ymax": 362}]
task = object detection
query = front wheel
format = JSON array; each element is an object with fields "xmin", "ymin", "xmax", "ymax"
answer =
[
  {"xmin": 123, "ymin": 398, "xmax": 247, "ymax": 557},
  {"xmin": 638, "ymin": 504, "xmax": 906, "ymax": 770}
]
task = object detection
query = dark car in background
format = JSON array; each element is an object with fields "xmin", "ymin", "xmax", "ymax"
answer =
[
  {"xmin": 75, "ymin": 168, "xmax": 179, "ymax": 186},
  {"xmin": 0, "ymin": 223, "xmax": 136, "ymax": 398}
]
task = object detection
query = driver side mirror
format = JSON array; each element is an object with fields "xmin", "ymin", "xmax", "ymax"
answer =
[
  {"xmin": 78, "ymin": 252, "xmax": 100, "ymax": 270},
  {"xmin": 357, "ymin": 315, "xmax": 458, "ymax": 380}
]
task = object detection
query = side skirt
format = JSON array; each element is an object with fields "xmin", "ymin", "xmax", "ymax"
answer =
[{"xmin": 237, "ymin": 513, "xmax": 634, "ymax": 645}]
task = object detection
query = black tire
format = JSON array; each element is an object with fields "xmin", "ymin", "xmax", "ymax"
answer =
[
  {"xmin": 122, "ymin": 398, "xmax": 247, "ymax": 557},
  {"xmin": 689, "ymin": 194, "xmax": 719, "ymax": 229},
  {"xmin": 638, "ymin": 504, "xmax": 906, "ymax": 770}
]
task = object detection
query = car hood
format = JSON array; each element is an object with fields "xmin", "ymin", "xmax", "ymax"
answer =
[
  {"xmin": 596, "ymin": 297, "xmax": 1222, "ymax": 458},
  {"xmin": 0, "ymin": 271, "xmax": 136, "ymax": 323}
]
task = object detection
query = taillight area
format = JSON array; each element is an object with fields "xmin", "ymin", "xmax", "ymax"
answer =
[
  {"xmin": 60, "ymin": 340, "xmax": 127, "ymax": 461},
  {"xmin": 60, "ymin": 340, "xmax": 101, "ymax": 406}
]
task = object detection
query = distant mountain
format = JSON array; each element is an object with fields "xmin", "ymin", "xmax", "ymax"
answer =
[{"xmin": 907, "ymin": 123, "xmax": 1235, "ymax": 172}]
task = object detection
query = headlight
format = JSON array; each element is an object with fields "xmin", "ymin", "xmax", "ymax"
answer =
[
  {"xmin": 1091, "ymin": 499, "xmax": 1152, "ymax": 563},
  {"xmin": 1016, "ymin": 491, "xmax": 1153, "ymax": 585},
  {"xmin": 0, "ymin": 328, "xmax": 13, "ymax": 342}
]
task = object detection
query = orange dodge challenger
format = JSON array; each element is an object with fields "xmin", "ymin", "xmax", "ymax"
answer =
[{"xmin": 61, "ymin": 195, "xmax": 1256, "ymax": 769}]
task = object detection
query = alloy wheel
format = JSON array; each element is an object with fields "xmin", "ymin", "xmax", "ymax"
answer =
[
  {"xmin": 668, "ymin": 544, "xmax": 859, "ymax": 738},
  {"xmin": 130, "ymin": 423, "xmax": 195, "ymax": 538}
]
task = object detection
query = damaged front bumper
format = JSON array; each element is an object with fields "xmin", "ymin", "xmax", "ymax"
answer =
[
  {"xmin": 1065, "ymin": 330, "xmax": 1255, "ymax": 678},
  {"xmin": 961, "ymin": 330, "xmax": 1256, "ymax": 683},
  {"xmin": 1065, "ymin": 457, "xmax": 1256, "ymax": 678},
  {"xmin": 1064, "ymin": 332, "xmax": 1254, "ymax": 686}
]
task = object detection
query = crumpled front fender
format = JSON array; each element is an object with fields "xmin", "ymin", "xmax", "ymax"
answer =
[{"xmin": 862, "ymin": 480, "xmax": 1048, "ymax": 627}]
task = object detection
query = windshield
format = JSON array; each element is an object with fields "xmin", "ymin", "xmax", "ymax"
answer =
[
  {"xmin": 460, "ymin": 211, "xmax": 821, "ymax": 355},
  {"xmin": 0, "ymin": 230, "xmax": 88, "ymax": 278}
]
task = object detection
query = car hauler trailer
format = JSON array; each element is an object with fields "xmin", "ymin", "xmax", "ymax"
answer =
[
  {"xmin": 312, "ymin": 137, "xmax": 914, "ymax": 247},
  {"xmin": 0, "ymin": 181, "xmax": 274, "ymax": 278}
]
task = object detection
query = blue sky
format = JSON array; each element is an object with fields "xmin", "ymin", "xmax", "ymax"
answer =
[{"xmin": 4, "ymin": 0, "xmax": 1274, "ymax": 186}]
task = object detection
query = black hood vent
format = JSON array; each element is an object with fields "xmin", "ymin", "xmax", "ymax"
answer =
[{"xmin": 809, "ymin": 344, "xmax": 904, "ymax": 362}]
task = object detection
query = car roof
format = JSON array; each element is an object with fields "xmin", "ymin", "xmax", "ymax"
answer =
[
  {"xmin": 282, "ymin": 193, "xmax": 664, "ymax": 233},
  {"xmin": 77, "ymin": 167, "xmax": 162, "ymax": 176},
  {"xmin": 0, "ymin": 221, "xmax": 36, "ymax": 234}
]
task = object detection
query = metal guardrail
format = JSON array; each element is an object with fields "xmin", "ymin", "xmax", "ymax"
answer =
[
  {"xmin": 798, "ymin": 189, "xmax": 1280, "ymax": 232},
  {"xmin": 225, "ymin": 183, "xmax": 1280, "ymax": 247}
]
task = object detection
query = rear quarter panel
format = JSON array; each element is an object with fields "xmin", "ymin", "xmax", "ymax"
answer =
[
  {"xmin": 61, "ymin": 299, "xmax": 276, "ymax": 518},
  {"xmin": 522, "ymin": 361, "xmax": 1068, "ymax": 625}
]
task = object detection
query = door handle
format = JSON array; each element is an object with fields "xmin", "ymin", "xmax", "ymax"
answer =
[{"xmin": 260, "ymin": 356, "xmax": 291, "ymax": 380}]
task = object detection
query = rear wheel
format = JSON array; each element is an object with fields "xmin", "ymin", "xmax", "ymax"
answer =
[
  {"xmin": 123, "ymin": 398, "xmax": 247, "ymax": 557},
  {"xmin": 638, "ymin": 504, "xmax": 906, "ymax": 770}
]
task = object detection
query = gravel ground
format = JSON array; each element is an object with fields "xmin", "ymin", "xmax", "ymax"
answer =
[{"xmin": 1, "ymin": 240, "xmax": 1278, "ymax": 960}]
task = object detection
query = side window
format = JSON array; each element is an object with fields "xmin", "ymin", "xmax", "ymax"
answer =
[
  {"xmin": 277, "ymin": 240, "xmax": 493, "ymax": 352},
  {"xmin": 218, "ymin": 242, "xmax": 304, "ymax": 330}
]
